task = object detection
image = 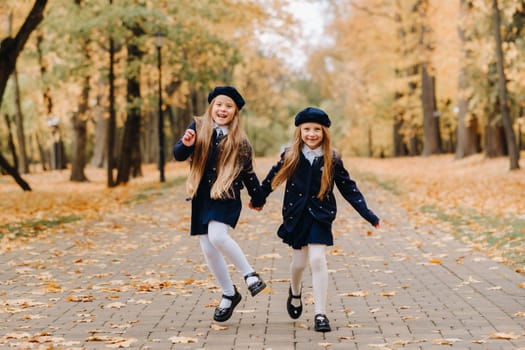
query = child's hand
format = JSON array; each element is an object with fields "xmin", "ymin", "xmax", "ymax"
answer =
[
  {"xmin": 181, "ymin": 129, "xmax": 196, "ymax": 146},
  {"xmin": 248, "ymin": 202, "xmax": 263, "ymax": 211},
  {"xmin": 373, "ymin": 221, "xmax": 380, "ymax": 229}
]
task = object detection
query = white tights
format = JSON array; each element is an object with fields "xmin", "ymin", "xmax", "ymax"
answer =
[
  {"xmin": 290, "ymin": 244, "xmax": 328, "ymax": 315},
  {"xmin": 199, "ymin": 221, "xmax": 257, "ymax": 307}
]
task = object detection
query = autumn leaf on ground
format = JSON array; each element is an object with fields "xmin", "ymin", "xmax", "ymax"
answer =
[
  {"xmin": 104, "ymin": 302, "xmax": 126, "ymax": 309},
  {"xmin": 318, "ymin": 342, "xmax": 332, "ymax": 348},
  {"xmin": 169, "ymin": 336, "xmax": 198, "ymax": 344},
  {"xmin": 340, "ymin": 291, "xmax": 369, "ymax": 297},
  {"xmin": 211, "ymin": 324, "xmax": 228, "ymax": 331},
  {"xmin": 67, "ymin": 295, "xmax": 95, "ymax": 302},
  {"xmin": 488, "ymin": 332, "xmax": 520, "ymax": 340},
  {"xmin": 106, "ymin": 337, "xmax": 137, "ymax": 348},
  {"xmin": 432, "ymin": 338, "xmax": 462, "ymax": 345},
  {"xmin": 392, "ymin": 338, "xmax": 427, "ymax": 345},
  {"xmin": 257, "ymin": 253, "xmax": 281, "ymax": 259},
  {"xmin": 428, "ymin": 258, "xmax": 442, "ymax": 265},
  {"xmin": 367, "ymin": 343, "xmax": 392, "ymax": 349}
]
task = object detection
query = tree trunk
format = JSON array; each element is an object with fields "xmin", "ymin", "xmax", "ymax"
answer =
[
  {"xmin": 393, "ymin": 116, "xmax": 407, "ymax": 156},
  {"xmin": 70, "ymin": 110, "xmax": 89, "ymax": 181},
  {"xmin": 0, "ymin": 152, "xmax": 31, "ymax": 191},
  {"xmin": 12, "ymin": 68, "xmax": 29, "ymax": 174},
  {"xmin": 0, "ymin": 0, "xmax": 47, "ymax": 190},
  {"xmin": 35, "ymin": 132, "xmax": 49, "ymax": 171},
  {"xmin": 455, "ymin": 0, "xmax": 479, "ymax": 159},
  {"xmin": 7, "ymin": 12, "xmax": 30, "ymax": 175},
  {"xmin": 484, "ymin": 114, "xmax": 506, "ymax": 157},
  {"xmin": 4, "ymin": 114, "xmax": 19, "ymax": 170},
  {"xmin": 492, "ymin": 0, "xmax": 520, "ymax": 169},
  {"xmin": 70, "ymin": 35, "xmax": 90, "ymax": 182},
  {"xmin": 90, "ymin": 95, "xmax": 107, "ymax": 168},
  {"xmin": 116, "ymin": 39, "xmax": 143, "ymax": 185},
  {"xmin": 421, "ymin": 65, "xmax": 442, "ymax": 156},
  {"xmin": 0, "ymin": 0, "xmax": 48, "ymax": 104},
  {"xmin": 107, "ymin": 34, "xmax": 117, "ymax": 187}
]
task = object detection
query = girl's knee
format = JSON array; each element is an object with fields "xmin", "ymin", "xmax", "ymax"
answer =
[{"xmin": 291, "ymin": 260, "xmax": 307, "ymax": 273}]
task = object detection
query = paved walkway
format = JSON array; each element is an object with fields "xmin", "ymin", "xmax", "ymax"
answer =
[{"xmin": 0, "ymin": 164, "xmax": 524, "ymax": 350}]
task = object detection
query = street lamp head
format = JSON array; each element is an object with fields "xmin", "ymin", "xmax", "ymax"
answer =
[{"xmin": 155, "ymin": 31, "xmax": 165, "ymax": 48}]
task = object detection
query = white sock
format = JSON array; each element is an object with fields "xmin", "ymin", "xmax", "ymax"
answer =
[
  {"xmin": 219, "ymin": 296, "xmax": 233, "ymax": 309},
  {"xmin": 309, "ymin": 244, "xmax": 328, "ymax": 315},
  {"xmin": 245, "ymin": 275, "xmax": 259, "ymax": 287},
  {"xmin": 199, "ymin": 234, "xmax": 235, "ymax": 309},
  {"xmin": 208, "ymin": 220, "xmax": 255, "ymax": 279},
  {"xmin": 290, "ymin": 247, "xmax": 308, "ymax": 307}
]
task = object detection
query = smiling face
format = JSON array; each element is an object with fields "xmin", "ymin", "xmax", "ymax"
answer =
[
  {"xmin": 300, "ymin": 122, "xmax": 324, "ymax": 149},
  {"xmin": 211, "ymin": 95, "xmax": 237, "ymax": 126}
]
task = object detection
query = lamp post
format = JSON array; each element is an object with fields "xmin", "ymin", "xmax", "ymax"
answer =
[{"xmin": 155, "ymin": 31, "xmax": 165, "ymax": 182}]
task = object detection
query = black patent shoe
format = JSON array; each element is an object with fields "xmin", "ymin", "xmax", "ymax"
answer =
[
  {"xmin": 213, "ymin": 286, "xmax": 242, "ymax": 322},
  {"xmin": 244, "ymin": 272, "xmax": 267, "ymax": 297},
  {"xmin": 314, "ymin": 314, "xmax": 331, "ymax": 332},
  {"xmin": 287, "ymin": 286, "xmax": 302, "ymax": 319}
]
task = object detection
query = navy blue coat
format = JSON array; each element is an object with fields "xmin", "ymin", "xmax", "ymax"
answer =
[
  {"xmin": 261, "ymin": 151, "xmax": 379, "ymax": 247},
  {"xmin": 173, "ymin": 122, "xmax": 266, "ymax": 235}
]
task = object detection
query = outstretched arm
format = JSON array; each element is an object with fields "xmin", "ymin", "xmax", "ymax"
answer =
[
  {"xmin": 173, "ymin": 122, "xmax": 196, "ymax": 161},
  {"xmin": 334, "ymin": 158, "xmax": 380, "ymax": 227}
]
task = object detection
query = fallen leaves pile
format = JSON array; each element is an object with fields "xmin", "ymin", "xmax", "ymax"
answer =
[
  {"xmin": 0, "ymin": 163, "xmax": 189, "ymax": 250},
  {"xmin": 345, "ymin": 153, "xmax": 525, "ymax": 272}
]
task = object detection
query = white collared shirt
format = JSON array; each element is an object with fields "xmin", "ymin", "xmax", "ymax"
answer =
[
  {"xmin": 302, "ymin": 145, "xmax": 323, "ymax": 165},
  {"xmin": 214, "ymin": 124, "xmax": 229, "ymax": 136}
]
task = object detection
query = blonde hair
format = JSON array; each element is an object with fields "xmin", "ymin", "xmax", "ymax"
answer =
[
  {"xmin": 271, "ymin": 125, "xmax": 334, "ymax": 199},
  {"xmin": 186, "ymin": 100, "xmax": 251, "ymax": 199}
]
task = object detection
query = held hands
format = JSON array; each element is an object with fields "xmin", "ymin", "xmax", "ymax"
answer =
[
  {"xmin": 248, "ymin": 201, "xmax": 263, "ymax": 211},
  {"xmin": 181, "ymin": 129, "xmax": 196, "ymax": 146}
]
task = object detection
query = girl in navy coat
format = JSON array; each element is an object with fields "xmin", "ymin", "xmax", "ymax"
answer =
[
  {"xmin": 259, "ymin": 107, "xmax": 380, "ymax": 332},
  {"xmin": 173, "ymin": 86, "xmax": 266, "ymax": 323}
]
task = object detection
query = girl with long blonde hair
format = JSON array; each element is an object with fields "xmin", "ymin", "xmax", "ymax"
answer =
[
  {"xmin": 173, "ymin": 86, "xmax": 266, "ymax": 323},
  {"xmin": 259, "ymin": 107, "xmax": 380, "ymax": 332}
]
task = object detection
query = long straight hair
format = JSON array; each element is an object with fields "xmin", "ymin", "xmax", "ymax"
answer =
[
  {"xmin": 271, "ymin": 125, "xmax": 334, "ymax": 199},
  {"xmin": 186, "ymin": 100, "xmax": 251, "ymax": 199}
]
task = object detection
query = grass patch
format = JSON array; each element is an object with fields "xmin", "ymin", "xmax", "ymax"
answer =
[
  {"xmin": 419, "ymin": 204, "xmax": 525, "ymax": 266},
  {"xmin": 126, "ymin": 175, "xmax": 187, "ymax": 204},
  {"xmin": 352, "ymin": 169, "xmax": 402, "ymax": 196},
  {"xmin": 1, "ymin": 215, "xmax": 82, "ymax": 239}
]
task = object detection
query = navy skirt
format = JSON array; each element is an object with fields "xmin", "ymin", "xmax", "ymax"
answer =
[{"xmin": 277, "ymin": 212, "xmax": 333, "ymax": 249}]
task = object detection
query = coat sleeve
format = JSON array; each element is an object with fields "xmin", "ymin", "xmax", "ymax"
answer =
[
  {"xmin": 260, "ymin": 152, "xmax": 285, "ymax": 198},
  {"xmin": 240, "ymin": 147, "xmax": 266, "ymax": 208},
  {"xmin": 172, "ymin": 122, "xmax": 196, "ymax": 161},
  {"xmin": 334, "ymin": 157, "xmax": 379, "ymax": 226}
]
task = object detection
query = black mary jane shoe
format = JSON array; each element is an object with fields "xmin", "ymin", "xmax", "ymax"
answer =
[
  {"xmin": 213, "ymin": 286, "xmax": 242, "ymax": 322},
  {"xmin": 287, "ymin": 286, "xmax": 302, "ymax": 319},
  {"xmin": 314, "ymin": 314, "xmax": 331, "ymax": 332},
  {"xmin": 244, "ymin": 272, "xmax": 267, "ymax": 297}
]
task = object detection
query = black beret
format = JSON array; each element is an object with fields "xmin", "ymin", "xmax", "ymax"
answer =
[
  {"xmin": 207, "ymin": 86, "xmax": 245, "ymax": 110},
  {"xmin": 294, "ymin": 107, "xmax": 331, "ymax": 127}
]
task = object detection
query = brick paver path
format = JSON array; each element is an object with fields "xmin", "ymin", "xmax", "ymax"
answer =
[{"xmin": 1, "ymin": 162, "xmax": 524, "ymax": 349}]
